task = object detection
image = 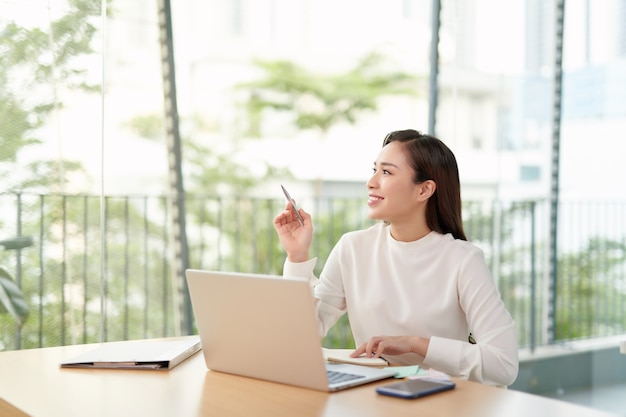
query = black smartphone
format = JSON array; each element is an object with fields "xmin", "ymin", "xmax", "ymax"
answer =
[{"xmin": 376, "ymin": 378, "xmax": 456, "ymax": 399}]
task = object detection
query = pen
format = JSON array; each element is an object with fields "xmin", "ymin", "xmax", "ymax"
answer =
[{"xmin": 280, "ymin": 185, "xmax": 304, "ymax": 227}]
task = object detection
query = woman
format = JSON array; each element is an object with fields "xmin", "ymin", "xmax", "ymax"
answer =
[{"xmin": 273, "ymin": 129, "xmax": 519, "ymax": 386}]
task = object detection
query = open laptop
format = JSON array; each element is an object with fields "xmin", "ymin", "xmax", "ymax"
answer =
[{"xmin": 185, "ymin": 269, "xmax": 396, "ymax": 391}]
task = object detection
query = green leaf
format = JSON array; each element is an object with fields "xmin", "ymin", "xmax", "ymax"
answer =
[
  {"xmin": 0, "ymin": 236, "xmax": 34, "ymax": 250},
  {"xmin": 0, "ymin": 266, "xmax": 29, "ymax": 327}
]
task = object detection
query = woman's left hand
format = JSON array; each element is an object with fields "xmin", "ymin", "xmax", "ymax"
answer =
[{"xmin": 351, "ymin": 335, "xmax": 430, "ymax": 358}]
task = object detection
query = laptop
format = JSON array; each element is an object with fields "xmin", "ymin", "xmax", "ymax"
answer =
[{"xmin": 185, "ymin": 269, "xmax": 396, "ymax": 391}]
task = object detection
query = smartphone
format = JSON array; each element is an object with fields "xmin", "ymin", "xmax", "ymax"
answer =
[
  {"xmin": 376, "ymin": 378, "xmax": 456, "ymax": 399},
  {"xmin": 280, "ymin": 185, "xmax": 304, "ymax": 227}
]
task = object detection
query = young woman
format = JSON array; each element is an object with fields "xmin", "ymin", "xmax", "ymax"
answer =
[{"xmin": 273, "ymin": 129, "xmax": 519, "ymax": 386}]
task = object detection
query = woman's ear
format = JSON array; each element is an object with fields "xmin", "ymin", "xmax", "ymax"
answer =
[{"xmin": 417, "ymin": 180, "xmax": 436, "ymax": 201}]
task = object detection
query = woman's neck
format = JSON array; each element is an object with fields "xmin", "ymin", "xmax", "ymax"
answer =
[{"xmin": 389, "ymin": 222, "xmax": 431, "ymax": 242}]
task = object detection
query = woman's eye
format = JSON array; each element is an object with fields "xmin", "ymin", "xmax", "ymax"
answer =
[{"xmin": 371, "ymin": 167, "xmax": 390, "ymax": 175}]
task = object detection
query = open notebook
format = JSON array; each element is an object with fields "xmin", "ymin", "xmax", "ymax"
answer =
[
  {"xmin": 60, "ymin": 336, "xmax": 201, "ymax": 370},
  {"xmin": 185, "ymin": 269, "xmax": 396, "ymax": 392}
]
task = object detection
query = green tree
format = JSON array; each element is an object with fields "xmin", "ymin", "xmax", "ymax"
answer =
[
  {"xmin": 0, "ymin": 0, "xmax": 102, "ymax": 191},
  {"xmin": 0, "ymin": 0, "xmax": 104, "ymax": 332},
  {"xmin": 124, "ymin": 112, "xmax": 290, "ymax": 275},
  {"xmin": 555, "ymin": 237, "xmax": 626, "ymax": 340},
  {"xmin": 239, "ymin": 51, "xmax": 419, "ymax": 138}
]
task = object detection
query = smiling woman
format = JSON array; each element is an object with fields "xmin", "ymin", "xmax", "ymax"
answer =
[
  {"xmin": 372, "ymin": 130, "xmax": 466, "ymax": 242},
  {"xmin": 367, "ymin": 141, "xmax": 436, "ymax": 241},
  {"xmin": 273, "ymin": 129, "xmax": 519, "ymax": 387}
]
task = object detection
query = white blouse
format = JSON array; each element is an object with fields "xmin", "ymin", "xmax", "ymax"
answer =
[{"xmin": 283, "ymin": 222, "xmax": 519, "ymax": 386}]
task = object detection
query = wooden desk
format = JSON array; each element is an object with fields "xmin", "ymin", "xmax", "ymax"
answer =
[{"xmin": 0, "ymin": 338, "xmax": 620, "ymax": 417}]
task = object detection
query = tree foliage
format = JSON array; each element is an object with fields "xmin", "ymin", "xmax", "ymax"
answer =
[
  {"xmin": 0, "ymin": 0, "xmax": 103, "ymax": 190},
  {"xmin": 239, "ymin": 51, "xmax": 420, "ymax": 137},
  {"xmin": 0, "ymin": 0, "xmax": 104, "ymax": 332},
  {"xmin": 556, "ymin": 237, "xmax": 626, "ymax": 339}
]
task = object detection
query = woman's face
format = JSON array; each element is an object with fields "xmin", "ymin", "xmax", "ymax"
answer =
[{"xmin": 366, "ymin": 141, "xmax": 424, "ymax": 223}]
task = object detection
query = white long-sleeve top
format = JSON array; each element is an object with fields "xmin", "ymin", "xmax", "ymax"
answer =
[{"xmin": 283, "ymin": 222, "xmax": 519, "ymax": 386}]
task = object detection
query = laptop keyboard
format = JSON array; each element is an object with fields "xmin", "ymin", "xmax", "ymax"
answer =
[{"xmin": 327, "ymin": 370, "xmax": 365, "ymax": 384}]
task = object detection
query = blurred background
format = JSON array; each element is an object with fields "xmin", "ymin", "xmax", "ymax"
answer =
[{"xmin": 1, "ymin": 0, "xmax": 625, "ymax": 414}]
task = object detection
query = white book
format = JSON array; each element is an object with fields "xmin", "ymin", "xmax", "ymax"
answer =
[{"xmin": 60, "ymin": 336, "xmax": 201, "ymax": 370}]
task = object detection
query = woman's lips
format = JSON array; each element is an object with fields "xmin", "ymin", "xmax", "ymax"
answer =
[{"xmin": 368, "ymin": 194, "xmax": 383, "ymax": 206}]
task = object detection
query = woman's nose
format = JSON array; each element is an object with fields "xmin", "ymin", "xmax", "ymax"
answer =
[{"xmin": 367, "ymin": 174, "xmax": 377, "ymax": 189}]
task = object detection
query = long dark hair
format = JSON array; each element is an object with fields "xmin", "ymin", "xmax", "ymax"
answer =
[{"xmin": 382, "ymin": 129, "xmax": 467, "ymax": 241}]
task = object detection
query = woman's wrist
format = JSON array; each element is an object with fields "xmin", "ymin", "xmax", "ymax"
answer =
[
  {"xmin": 286, "ymin": 252, "xmax": 309, "ymax": 263},
  {"xmin": 410, "ymin": 336, "xmax": 430, "ymax": 356}
]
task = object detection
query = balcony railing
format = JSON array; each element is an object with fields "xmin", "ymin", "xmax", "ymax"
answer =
[{"xmin": 1, "ymin": 191, "xmax": 625, "ymax": 352}]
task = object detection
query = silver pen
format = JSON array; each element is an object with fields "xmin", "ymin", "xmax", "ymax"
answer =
[{"xmin": 280, "ymin": 185, "xmax": 304, "ymax": 227}]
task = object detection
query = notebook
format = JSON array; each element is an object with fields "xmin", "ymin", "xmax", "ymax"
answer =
[
  {"xmin": 60, "ymin": 336, "xmax": 201, "ymax": 370},
  {"xmin": 185, "ymin": 269, "xmax": 396, "ymax": 391},
  {"xmin": 322, "ymin": 347, "xmax": 388, "ymax": 367}
]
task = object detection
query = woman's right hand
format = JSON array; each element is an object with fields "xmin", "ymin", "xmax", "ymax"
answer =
[{"xmin": 273, "ymin": 202, "xmax": 313, "ymax": 263}]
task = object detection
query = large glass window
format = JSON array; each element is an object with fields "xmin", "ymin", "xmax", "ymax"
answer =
[{"xmin": 1, "ymin": 1, "xmax": 625, "ymax": 414}]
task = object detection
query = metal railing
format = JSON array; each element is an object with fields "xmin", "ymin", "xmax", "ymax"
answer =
[{"xmin": 1, "ymin": 192, "xmax": 625, "ymax": 351}]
